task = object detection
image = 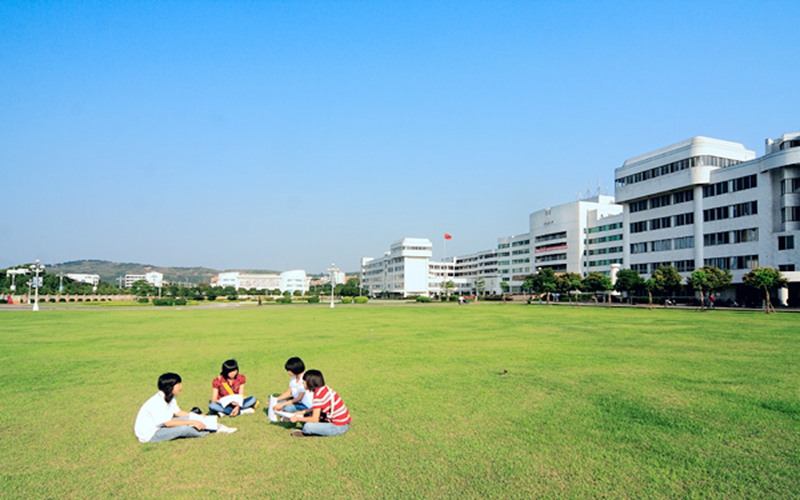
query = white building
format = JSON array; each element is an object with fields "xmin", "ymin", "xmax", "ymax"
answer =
[
  {"xmin": 361, "ymin": 238, "xmax": 434, "ymax": 297},
  {"xmin": 615, "ymin": 132, "xmax": 800, "ymax": 305},
  {"xmin": 125, "ymin": 272, "xmax": 163, "ymax": 288},
  {"xmin": 211, "ymin": 270, "xmax": 310, "ymax": 294},
  {"xmin": 66, "ymin": 273, "xmax": 100, "ymax": 286}
]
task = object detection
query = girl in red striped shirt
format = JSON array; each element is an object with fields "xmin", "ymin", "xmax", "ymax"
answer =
[{"xmin": 289, "ymin": 369, "xmax": 351, "ymax": 437}]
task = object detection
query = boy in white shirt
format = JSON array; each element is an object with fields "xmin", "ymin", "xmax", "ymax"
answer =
[{"xmin": 273, "ymin": 357, "xmax": 314, "ymax": 414}]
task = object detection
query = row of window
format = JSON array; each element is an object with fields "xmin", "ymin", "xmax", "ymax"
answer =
[
  {"xmin": 511, "ymin": 258, "xmax": 530, "ymax": 264},
  {"xmin": 703, "ymin": 201, "xmax": 758, "ymax": 222},
  {"xmin": 616, "ymin": 155, "xmax": 742, "ymax": 187},
  {"xmin": 535, "ymin": 231, "xmax": 567, "ymax": 243},
  {"xmin": 512, "ymin": 239, "xmax": 530, "ymax": 247},
  {"xmin": 781, "ymin": 179, "xmax": 800, "ymax": 195},
  {"xmin": 631, "ymin": 260, "xmax": 695, "ymax": 274},
  {"xmin": 587, "ymin": 246, "xmax": 623, "ymax": 256},
  {"xmin": 587, "ymin": 222, "xmax": 623, "ymax": 233},
  {"xmin": 536, "ymin": 253, "xmax": 567, "ymax": 263},
  {"xmin": 511, "ymin": 249, "xmax": 529, "ymax": 255},
  {"xmin": 782, "ymin": 207, "xmax": 800, "ymax": 223},
  {"xmin": 705, "ymin": 255, "xmax": 759, "ymax": 271},
  {"xmin": 702, "ymin": 174, "xmax": 757, "ymax": 198},
  {"xmin": 629, "ymin": 190, "xmax": 694, "ymax": 213},
  {"xmin": 704, "ymin": 228, "xmax": 759, "ymax": 246},
  {"xmin": 631, "ymin": 236, "xmax": 695, "ymax": 254},
  {"xmin": 587, "ymin": 234, "xmax": 623, "ymax": 244},
  {"xmin": 630, "ymin": 212, "xmax": 694, "ymax": 233},
  {"xmin": 588, "ymin": 258, "xmax": 623, "ymax": 267}
]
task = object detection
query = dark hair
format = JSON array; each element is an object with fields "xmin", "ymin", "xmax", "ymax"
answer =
[
  {"xmin": 303, "ymin": 369, "xmax": 325, "ymax": 392},
  {"xmin": 158, "ymin": 372, "xmax": 182, "ymax": 403},
  {"xmin": 221, "ymin": 359, "xmax": 239, "ymax": 379},
  {"xmin": 284, "ymin": 357, "xmax": 305, "ymax": 375}
]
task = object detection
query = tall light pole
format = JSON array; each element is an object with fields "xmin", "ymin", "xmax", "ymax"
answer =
[
  {"xmin": 327, "ymin": 264, "xmax": 339, "ymax": 309},
  {"xmin": 30, "ymin": 260, "xmax": 45, "ymax": 311}
]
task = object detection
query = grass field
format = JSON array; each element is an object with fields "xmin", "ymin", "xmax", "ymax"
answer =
[{"xmin": 1, "ymin": 304, "xmax": 798, "ymax": 499}]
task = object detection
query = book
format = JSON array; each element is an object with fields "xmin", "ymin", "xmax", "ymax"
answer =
[
  {"xmin": 219, "ymin": 394, "xmax": 244, "ymax": 407},
  {"xmin": 268, "ymin": 395, "xmax": 278, "ymax": 422}
]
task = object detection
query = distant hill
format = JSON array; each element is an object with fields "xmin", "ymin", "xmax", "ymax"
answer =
[{"xmin": 46, "ymin": 260, "xmax": 225, "ymax": 285}]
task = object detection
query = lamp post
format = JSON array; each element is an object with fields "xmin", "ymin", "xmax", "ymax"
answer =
[
  {"xmin": 30, "ymin": 260, "xmax": 45, "ymax": 311},
  {"xmin": 327, "ymin": 264, "xmax": 339, "ymax": 309}
]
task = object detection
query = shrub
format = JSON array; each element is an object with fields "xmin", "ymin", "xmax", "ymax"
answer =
[
  {"xmin": 449, "ymin": 295, "xmax": 459, "ymax": 302},
  {"xmin": 276, "ymin": 296, "xmax": 292, "ymax": 304},
  {"xmin": 354, "ymin": 296, "xmax": 368, "ymax": 304},
  {"xmin": 59, "ymin": 298, "xmax": 66, "ymax": 302},
  {"xmin": 341, "ymin": 297, "xmax": 353, "ymax": 304},
  {"xmin": 137, "ymin": 298, "xmax": 149, "ymax": 304},
  {"xmin": 227, "ymin": 295, "xmax": 238, "ymax": 301},
  {"xmin": 416, "ymin": 296, "xmax": 432, "ymax": 303},
  {"xmin": 152, "ymin": 298, "xmax": 175, "ymax": 306},
  {"xmin": 307, "ymin": 296, "xmax": 320, "ymax": 304},
  {"xmin": 49, "ymin": 298, "xmax": 56, "ymax": 303},
  {"xmin": 175, "ymin": 298, "xmax": 187, "ymax": 306}
]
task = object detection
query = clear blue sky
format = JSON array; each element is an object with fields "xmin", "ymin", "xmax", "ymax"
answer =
[{"xmin": 2, "ymin": 1, "xmax": 798, "ymax": 273}]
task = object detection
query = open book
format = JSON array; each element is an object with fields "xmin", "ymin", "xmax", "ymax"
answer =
[
  {"xmin": 218, "ymin": 394, "xmax": 244, "ymax": 407},
  {"xmin": 268, "ymin": 395, "xmax": 300, "ymax": 422},
  {"xmin": 192, "ymin": 414, "xmax": 218, "ymax": 431}
]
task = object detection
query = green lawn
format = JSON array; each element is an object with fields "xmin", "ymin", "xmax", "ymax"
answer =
[{"xmin": 1, "ymin": 304, "xmax": 798, "ymax": 499}]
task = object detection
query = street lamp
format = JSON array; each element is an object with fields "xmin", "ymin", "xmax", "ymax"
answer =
[
  {"xmin": 30, "ymin": 260, "xmax": 45, "ymax": 311},
  {"xmin": 327, "ymin": 264, "xmax": 339, "ymax": 309}
]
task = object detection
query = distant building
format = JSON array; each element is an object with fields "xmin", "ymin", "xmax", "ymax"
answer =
[
  {"xmin": 210, "ymin": 270, "xmax": 310, "ymax": 294},
  {"xmin": 66, "ymin": 273, "xmax": 100, "ymax": 286},
  {"xmin": 125, "ymin": 272, "xmax": 163, "ymax": 288}
]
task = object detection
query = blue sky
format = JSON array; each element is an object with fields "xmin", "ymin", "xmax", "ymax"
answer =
[{"xmin": 2, "ymin": 1, "xmax": 798, "ymax": 273}]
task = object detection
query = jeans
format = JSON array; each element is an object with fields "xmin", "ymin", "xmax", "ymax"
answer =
[
  {"xmin": 148, "ymin": 416, "xmax": 209, "ymax": 443},
  {"xmin": 209, "ymin": 396, "xmax": 257, "ymax": 415},
  {"xmin": 280, "ymin": 403, "xmax": 308, "ymax": 413},
  {"xmin": 302, "ymin": 422, "xmax": 350, "ymax": 437}
]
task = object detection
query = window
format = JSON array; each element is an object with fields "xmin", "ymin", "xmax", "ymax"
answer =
[
  {"xmin": 649, "ymin": 217, "xmax": 671, "ymax": 231},
  {"xmin": 703, "ymin": 206, "xmax": 729, "ymax": 222},
  {"xmin": 732, "ymin": 174, "xmax": 757, "ymax": 192},
  {"xmin": 673, "ymin": 236, "xmax": 694, "ymax": 249},
  {"xmin": 782, "ymin": 207, "xmax": 800, "ymax": 223},
  {"xmin": 673, "ymin": 189, "xmax": 694, "ymax": 204},
  {"xmin": 732, "ymin": 201, "xmax": 757, "ymax": 218},
  {"xmin": 703, "ymin": 181, "xmax": 729, "ymax": 198},
  {"xmin": 535, "ymin": 231, "xmax": 567, "ymax": 243},
  {"xmin": 649, "ymin": 195, "xmax": 672, "ymax": 209},
  {"xmin": 631, "ymin": 264, "xmax": 648, "ymax": 274},
  {"xmin": 651, "ymin": 239, "xmax": 672, "ymax": 252},
  {"xmin": 675, "ymin": 212, "xmax": 694, "ymax": 226},
  {"xmin": 778, "ymin": 235, "xmax": 795, "ymax": 250},
  {"xmin": 630, "ymin": 200, "xmax": 649, "ymax": 213},
  {"xmin": 675, "ymin": 260, "xmax": 694, "ymax": 273},
  {"xmin": 780, "ymin": 179, "xmax": 800, "ymax": 195},
  {"xmin": 779, "ymin": 264, "xmax": 796, "ymax": 272},
  {"xmin": 630, "ymin": 243, "xmax": 648, "ymax": 254},
  {"xmin": 733, "ymin": 228, "xmax": 758, "ymax": 243},
  {"xmin": 630, "ymin": 221, "xmax": 647, "ymax": 233},
  {"xmin": 704, "ymin": 232, "xmax": 730, "ymax": 246}
]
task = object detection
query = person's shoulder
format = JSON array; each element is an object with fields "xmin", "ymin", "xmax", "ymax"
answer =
[
  {"xmin": 238, "ymin": 373, "xmax": 247, "ymax": 383},
  {"xmin": 212, "ymin": 375, "xmax": 223, "ymax": 387}
]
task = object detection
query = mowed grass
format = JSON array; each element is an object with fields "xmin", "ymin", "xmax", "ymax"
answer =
[{"xmin": 1, "ymin": 304, "xmax": 798, "ymax": 499}]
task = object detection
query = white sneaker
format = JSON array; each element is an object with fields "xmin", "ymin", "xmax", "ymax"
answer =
[
  {"xmin": 217, "ymin": 424, "xmax": 237, "ymax": 434},
  {"xmin": 240, "ymin": 408, "xmax": 255, "ymax": 415},
  {"xmin": 217, "ymin": 412, "xmax": 226, "ymax": 418}
]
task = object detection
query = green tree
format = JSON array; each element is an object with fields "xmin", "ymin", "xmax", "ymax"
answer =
[
  {"xmin": 651, "ymin": 265, "xmax": 683, "ymax": 298},
  {"xmin": 614, "ymin": 269, "xmax": 645, "ymax": 304},
  {"xmin": 443, "ymin": 280, "xmax": 456, "ymax": 299},
  {"xmin": 474, "ymin": 278, "xmax": 486, "ymax": 297},
  {"xmin": 555, "ymin": 272, "xmax": 583, "ymax": 304},
  {"xmin": 743, "ymin": 267, "xmax": 788, "ymax": 314},
  {"xmin": 531, "ymin": 269, "xmax": 557, "ymax": 305},
  {"xmin": 582, "ymin": 272, "xmax": 613, "ymax": 304},
  {"xmin": 686, "ymin": 265, "xmax": 732, "ymax": 311},
  {"xmin": 130, "ymin": 279, "xmax": 155, "ymax": 297},
  {"xmin": 499, "ymin": 281, "xmax": 510, "ymax": 301}
]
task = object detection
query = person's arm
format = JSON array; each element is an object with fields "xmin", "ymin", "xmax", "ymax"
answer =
[
  {"xmin": 163, "ymin": 417, "xmax": 205, "ymax": 430},
  {"xmin": 273, "ymin": 388, "xmax": 295, "ymax": 411},
  {"xmin": 238, "ymin": 383, "xmax": 246, "ymax": 400},
  {"xmin": 290, "ymin": 407, "xmax": 319, "ymax": 424},
  {"xmin": 210, "ymin": 387, "xmax": 220, "ymax": 403}
]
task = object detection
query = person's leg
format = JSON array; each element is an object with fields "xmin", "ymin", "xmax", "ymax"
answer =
[
  {"xmin": 302, "ymin": 422, "xmax": 349, "ymax": 437},
  {"xmin": 148, "ymin": 424, "xmax": 208, "ymax": 443},
  {"xmin": 281, "ymin": 403, "xmax": 307, "ymax": 413},
  {"xmin": 209, "ymin": 401, "xmax": 232, "ymax": 415},
  {"xmin": 241, "ymin": 396, "xmax": 257, "ymax": 409}
]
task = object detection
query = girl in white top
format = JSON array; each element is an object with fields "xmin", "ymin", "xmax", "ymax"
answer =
[
  {"xmin": 134, "ymin": 373, "xmax": 236, "ymax": 443},
  {"xmin": 273, "ymin": 357, "xmax": 314, "ymax": 413}
]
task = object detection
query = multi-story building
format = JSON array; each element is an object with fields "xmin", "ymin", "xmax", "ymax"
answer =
[
  {"xmin": 615, "ymin": 132, "xmax": 800, "ymax": 304},
  {"xmin": 360, "ymin": 238, "xmax": 433, "ymax": 297},
  {"xmin": 66, "ymin": 273, "xmax": 100, "ymax": 286},
  {"xmin": 211, "ymin": 271, "xmax": 310, "ymax": 294},
  {"xmin": 125, "ymin": 272, "xmax": 163, "ymax": 288}
]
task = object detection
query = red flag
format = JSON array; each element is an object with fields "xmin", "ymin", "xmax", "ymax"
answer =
[{"xmin": 444, "ymin": 233, "xmax": 452, "ymax": 240}]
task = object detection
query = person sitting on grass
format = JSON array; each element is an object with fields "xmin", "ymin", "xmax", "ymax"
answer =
[
  {"xmin": 209, "ymin": 359, "xmax": 258, "ymax": 417},
  {"xmin": 273, "ymin": 357, "xmax": 314, "ymax": 417},
  {"xmin": 289, "ymin": 369, "xmax": 351, "ymax": 437},
  {"xmin": 135, "ymin": 372, "xmax": 236, "ymax": 443}
]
